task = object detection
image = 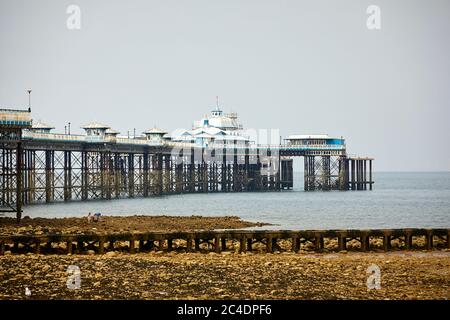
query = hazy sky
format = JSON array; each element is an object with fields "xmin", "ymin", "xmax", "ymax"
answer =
[{"xmin": 1, "ymin": 0, "xmax": 449, "ymax": 171}]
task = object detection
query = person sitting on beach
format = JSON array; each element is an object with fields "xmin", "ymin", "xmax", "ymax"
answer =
[
  {"xmin": 87, "ymin": 212, "xmax": 93, "ymax": 223},
  {"xmin": 93, "ymin": 212, "xmax": 101, "ymax": 222}
]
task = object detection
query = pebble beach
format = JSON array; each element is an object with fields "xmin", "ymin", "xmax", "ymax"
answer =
[{"xmin": 0, "ymin": 215, "xmax": 449, "ymax": 300}]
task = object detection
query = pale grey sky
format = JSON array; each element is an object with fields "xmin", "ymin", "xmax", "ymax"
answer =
[{"xmin": 1, "ymin": 0, "xmax": 449, "ymax": 171}]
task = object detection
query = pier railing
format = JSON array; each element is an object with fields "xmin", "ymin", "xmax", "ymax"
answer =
[
  {"xmin": 22, "ymin": 131, "xmax": 85, "ymax": 142},
  {"xmin": 21, "ymin": 131, "xmax": 347, "ymax": 152}
]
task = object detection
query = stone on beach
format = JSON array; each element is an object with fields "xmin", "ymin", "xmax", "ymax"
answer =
[{"xmin": 1, "ymin": 252, "xmax": 448, "ymax": 300}]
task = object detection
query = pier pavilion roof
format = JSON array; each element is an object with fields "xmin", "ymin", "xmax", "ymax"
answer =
[
  {"xmin": 206, "ymin": 116, "xmax": 238, "ymax": 130},
  {"xmin": 31, "ymin": 120, "xmax": 54, "ymax": 130},
  {"xmin": 143, "ymin": 127, "xmax": 168, "ymax": 134},
  {"xmin": 105, "ymin": 128, "xmax": 120, "ymax": 135},
  {"xmin": 81, "ymin": 122, "xmax": 110, "ymax": 129},
  {"xmin": 193, "ymin": 113, "xmax": 240, "ymax": 131},
  {"xmin": 190, "ymin": 127, "xmax": 226, "ymax": 136}
]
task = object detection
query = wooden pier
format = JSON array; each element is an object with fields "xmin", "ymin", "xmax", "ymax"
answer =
[{"xmin": 0, "ymin": 228, "xmax": 448, "ymax": 255}]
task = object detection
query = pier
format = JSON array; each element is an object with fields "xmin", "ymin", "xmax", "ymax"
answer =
[{"xmin": 0, "ymin": 107, "xmax": 374, "ymax": 221}]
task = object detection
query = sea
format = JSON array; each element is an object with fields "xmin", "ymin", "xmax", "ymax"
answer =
[{"xmin": 17, "ymin": 172, "xmax": 450, "ymax": 230}]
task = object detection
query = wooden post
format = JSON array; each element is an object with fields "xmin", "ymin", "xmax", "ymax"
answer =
[
  {"xmin": 186, "ymin": 237, "xmax": 193, "ymax": 252},
  {"xmin": 247, "ymin": 238, "xmax": 252, "ymax": 252},
  {"xmin": 167, "ymin": 239, "xmax": 173, "ymax": 251},
  {"xmin": 239, "ymin": 236, "xmax": 247, "ymax": 253},
  {"xmin": 272, "ymin": 238, "xmax": 278, "ymax": 251},
  {"xmin": 291, "ymin": 236, "xmax": 299, "ymax": 252},
  {"xmin": 425, "ymin": 230, "xmax": 433, "ymax": 250},
  {"xmin": 405, "ymin": 233, "xmax": 412, "ymax": 249},
  {"xmin": 35, "ymin": 240, "xmax": 40, "ymax": 254},
  {"xmin": 67, "ymin": 241, "xmax": 72, "ymax": 254},
  {"xmin": 266, "ymin": 236, "xmax": 273, "ymax": 253},
  {"xmin": 383, "ymin": 235, "xmax": 390, "ymax": 251},
  {"xmin": 338, "ymin": 236, "xmax": 346, "ymax": 251},
  {"xmin": 214, "ymin": 236, "xmax": 221, "ymax": 253},
  {"xmin": 361, "ymin": 234, "xmax": 369, "ymax": 252},
  {"xmin": 99, "ymin": 240, "xmax": 105, "ymax": 254},
  {"xmin": 129, "ymin": 239, "xmax": 135, "ymax": 253},
  {"xmin": 194, "ymin": 239, "xmax": 200, "ymax": 251},
  {"xmin": 77, "ymin": 241, "xmax": 83, "ymax": 253},
  {"xmin": 315, "ymin": 234, "xmax": 323, "ymax": 251},
  {"xmin": 221, "ymin": 238, "xmax": 226, "ymax": 251}
]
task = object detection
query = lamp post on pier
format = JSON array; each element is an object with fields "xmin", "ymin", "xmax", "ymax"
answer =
[{"xmin": 27, "ymin": 89, "xmax": 32, "ymax": 112}]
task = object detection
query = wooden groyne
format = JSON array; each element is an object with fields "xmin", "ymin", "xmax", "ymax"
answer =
[{"xmin": 1, "ymin": 228, "xmax": 449, "ymax": 255}]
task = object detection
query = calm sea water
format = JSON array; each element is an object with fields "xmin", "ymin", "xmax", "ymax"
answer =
[{"xmin": 17, "ymin": 172, "xmax": 450, "ymax": 230}]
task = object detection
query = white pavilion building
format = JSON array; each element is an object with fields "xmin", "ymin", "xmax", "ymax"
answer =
[{"xmin": 171, "ymin": 103, "xmax": 250, "ymax": 147}]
